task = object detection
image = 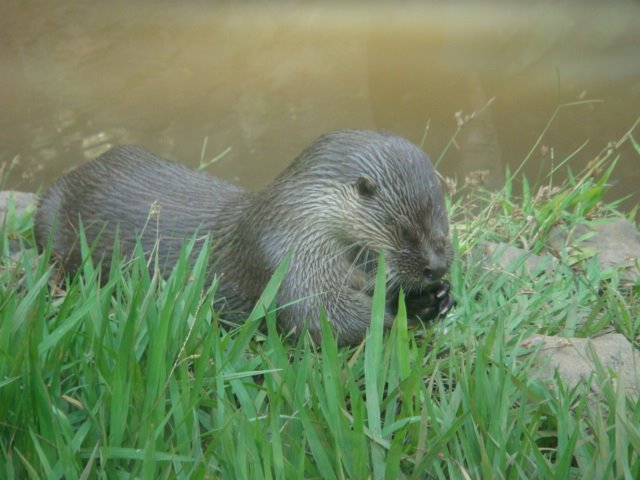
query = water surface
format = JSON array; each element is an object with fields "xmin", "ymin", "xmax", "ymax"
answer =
[{"xmin": 1, "ymin": 1, "xmax": 638, "ymax": 211}]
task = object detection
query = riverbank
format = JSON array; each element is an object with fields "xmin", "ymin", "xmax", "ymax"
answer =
[{"xmin": 1, "ymin": 152, "xmax": 639, "ymax": 478}]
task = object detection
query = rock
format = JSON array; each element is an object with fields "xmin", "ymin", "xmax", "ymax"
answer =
[
  {"xmin": 549, "ymin": 219, "xmax": 640, "ymax": 286},
  {"xmin": 0, "ymin": 191, "xmax": 37, "ymax": 222},
  {"xmin": 473, "ymin": 241, "xmax": 556, "ymax": 276},
  {"xmin": 520, "ymin": 333, "xmax": 640, "ymax": 401}
]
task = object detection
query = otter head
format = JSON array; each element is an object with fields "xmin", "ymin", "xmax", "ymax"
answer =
[
  {"xmin": 351, "ymin": 170, "xmax": 452, "ymax": 294},
  {"xmin": 345, "ymin": 133, "xmax": 452, "ymax": 298},
  {"xmin": 280, "ymin": 129, "xmax": 453, "ymax": 300}
]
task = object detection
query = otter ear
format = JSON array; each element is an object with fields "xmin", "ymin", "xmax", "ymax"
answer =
[{"xmin": 355, "ymin": 176, "xmax": 377, "ymax": 197}]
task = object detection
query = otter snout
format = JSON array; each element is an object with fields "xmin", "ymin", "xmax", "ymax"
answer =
[
  {"xmin": 422, "ymin": 250, "xmax": 449, "ymax": 282},
  {"xmin": 423, "ymin": 265, "xmax": 447, "ymax": 282}
]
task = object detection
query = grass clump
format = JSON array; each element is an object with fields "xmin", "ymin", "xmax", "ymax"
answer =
[{"xmin": 1, "ymin": 134, "xmax": 640, "ymax": 479}]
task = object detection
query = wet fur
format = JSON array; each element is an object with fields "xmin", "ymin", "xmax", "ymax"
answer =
[{"xmin": 35, "ymin": 130, "xmax": 453, "ymax": 345}]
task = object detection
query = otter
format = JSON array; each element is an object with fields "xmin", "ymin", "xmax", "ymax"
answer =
[{"xmin": 35, "ymin": 130, "xmax": 453, "ymax": 345}]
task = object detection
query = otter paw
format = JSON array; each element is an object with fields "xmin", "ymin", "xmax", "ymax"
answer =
[
  {"xmin": 404, "ymin": 280, "xmax": 454, "ymax": 322},
  {"xmin": 434, "ymin": 280, "xmax": 454, "ymax": 316}
]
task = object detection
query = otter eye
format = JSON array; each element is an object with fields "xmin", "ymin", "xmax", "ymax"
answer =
[
  {"xmin": 355, "ymin": 176, "xmax": 376, "ymax": 197},
  {"xmin": 399, "ymin": 225, "xmax": 417, "ymax": 245}
]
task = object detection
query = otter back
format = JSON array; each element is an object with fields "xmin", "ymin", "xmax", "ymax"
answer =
[{"xmin": 35, "ymin": 145, "xmax": 249, "ymax": 276}]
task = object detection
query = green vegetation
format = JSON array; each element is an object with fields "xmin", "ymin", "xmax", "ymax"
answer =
[{"xmin": 1, "ymin": 135, "xmax": 639, "ymax": 479}]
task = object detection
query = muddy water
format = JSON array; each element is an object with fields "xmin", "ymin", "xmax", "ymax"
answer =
[{"xmin": 1, "ymin": 1, "xmax": 639, "ymax": 211}]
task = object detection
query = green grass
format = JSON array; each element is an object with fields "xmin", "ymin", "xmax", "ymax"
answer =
[{"xmin": 1, "ymin": 136, "xmax": 640, "ymax": 479}]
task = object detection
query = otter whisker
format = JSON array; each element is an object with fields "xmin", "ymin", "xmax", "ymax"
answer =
[
  {"xmin": 336, "ymin": 243, "xmax": 373, "ymax": 303},
  {"xmin": 332, "ymin": 244, "xmax": 363, "ymax": 309}
]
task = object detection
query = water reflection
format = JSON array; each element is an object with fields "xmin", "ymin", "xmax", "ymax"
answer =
[{"xmin": 0, "ymin": 1, "xmax": 638, "ymax": 211}]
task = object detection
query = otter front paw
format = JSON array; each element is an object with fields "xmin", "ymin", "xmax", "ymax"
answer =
[
  {"xmin": 404, "ymin": 280, "xmax": 454, "ymax": 322},
  {"xmin": 434, "ymin": 280, "xmax": 454, "ymax": 317}
]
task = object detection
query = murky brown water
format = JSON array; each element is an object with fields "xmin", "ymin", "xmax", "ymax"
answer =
[{"xmin": 1, "ymin": 1, "xmax": 639, "ymax": 212}]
